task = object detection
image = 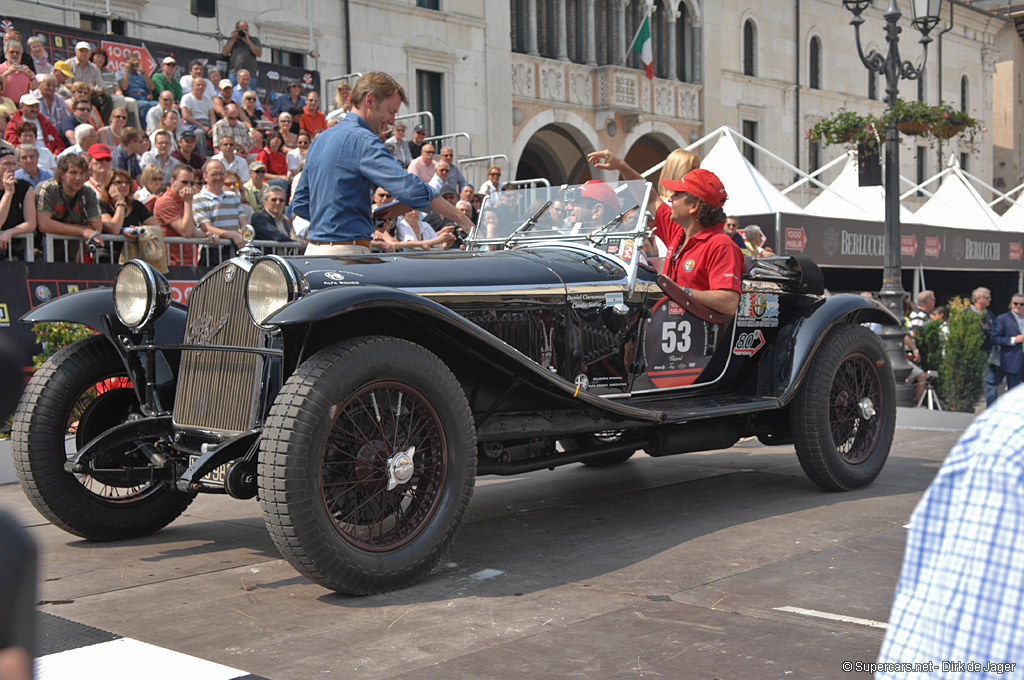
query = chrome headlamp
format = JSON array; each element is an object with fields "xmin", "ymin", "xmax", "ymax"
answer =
[
  {"xmin": 113, "ymin": 260, "xmax": 171, "ymax": 330},
  {"xmin": 246, "ymin": 255, "xmax": 300, "ymax": 327}
]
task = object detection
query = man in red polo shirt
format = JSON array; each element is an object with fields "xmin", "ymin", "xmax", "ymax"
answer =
[
  {"xmin": 660, "ymin": 168, "xmax": 743, "ymax": 316},
  {"xmin": 298, "ymin": 90, "xmax": 326, "ymax": 138}
]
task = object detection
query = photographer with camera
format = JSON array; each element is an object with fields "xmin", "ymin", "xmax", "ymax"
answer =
[
  {"xmin": 118, "ymin": 52, "xmax": 156, "ymax": 123},
  {"xmin": 222, "ymin": 21, "xmax": 262, "ymax": 87}
]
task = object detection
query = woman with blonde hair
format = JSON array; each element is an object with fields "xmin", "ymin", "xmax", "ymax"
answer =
[
  {"xmin": 97, "ymin": 106, "xmax": 129, "ymax": 148},
  {"xmin": 134, "ymin": 163, "xmax": 165, "ymax": 211},
  {"xmin": 150, "ymin": 109, "xmax": 180, "ymax": 151},
  {"xmin": 587, "ymin": 147, "xmax": 702, "ymax": 268}
]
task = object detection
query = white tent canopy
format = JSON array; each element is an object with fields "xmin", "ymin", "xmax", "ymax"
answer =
[
  {"xmin": 911, "ymin": 163, "xmax": 1010, "ymax": 232},
  {"xmin": 999, "ymin": 187, "xmax": 1024, "ymax": 232},
  {"xmin": 803, "ymin": 153, "xmax": 915, "ymax": 221},
  {"xmin": 699, "ymin": 131, "xmax": 804, "ymax": 216}
]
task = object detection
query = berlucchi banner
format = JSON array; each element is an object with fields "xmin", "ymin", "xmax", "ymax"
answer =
[{"xmin": 772, "ymin": 213, "xmax": 1023, "ymax": 271}]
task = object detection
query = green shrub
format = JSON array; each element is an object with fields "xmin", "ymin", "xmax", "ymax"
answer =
[
  {"xmin": 917, "ymin": 320, "xmax": 944, "ymax": 372},
  {"xmin": 32, "ymin": 322, "xmax": 94, "ymax": 368},
  {"xmin": 939, "ymin": 297, "xmax": 985, "ymax": 412}
]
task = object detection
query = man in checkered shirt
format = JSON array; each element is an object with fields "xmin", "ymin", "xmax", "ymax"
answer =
[{"xmin": 876, "ymin": 385, "xmax": 1024, "ymax": 675}]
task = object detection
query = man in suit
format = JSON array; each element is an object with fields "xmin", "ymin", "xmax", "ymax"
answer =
[{"xmin": 992, "ymin": 294, "xmax": 1024, "ymax": 393}]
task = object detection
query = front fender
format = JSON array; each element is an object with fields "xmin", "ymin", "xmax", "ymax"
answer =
[
  {"xmin": 21, "ymin": 287, "xmax": 188, "ymax": 412},
  {"xmin": 21, "ymin": 287, "xmax": 188, "ymax": 346},
  {"xmin": 776, "ymin": 294, "xmax": 900, "ymax": 404},
  {"xmin": 266, "ymin": 284, "xmax": 660, "ymax": 424}
]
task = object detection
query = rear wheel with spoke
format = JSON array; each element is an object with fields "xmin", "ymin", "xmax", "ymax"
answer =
[
  {"xmin": 791, "ymin": 324, "xmax": 895, "ymax": 491},
  {"xmin": 259, "ymin": 337, "xmax": 476, "ymax": 595}
]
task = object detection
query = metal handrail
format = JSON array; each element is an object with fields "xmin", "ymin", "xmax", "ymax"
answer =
[
  {"xmin": 424, "ymin": 131, "xmax": 472, "ymax": 158},
  {"xmin": 395, "ymin": 111, "xmax": 436, "ymax": 136},
  {"xmin": 459, "ymin": 154, "xmax": 511, "ymax": 188},
  {"xmin": 505, "ymin": 177, "xmax": 550, "ymax": 189},
  {"xmin": 323, "ymin": 72, "xmax": 363, "ymax": 97}
]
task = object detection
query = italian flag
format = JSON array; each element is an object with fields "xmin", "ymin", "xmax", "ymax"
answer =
[{"xmin": 630, "ymin": 15, "xmax": 653, "ymax": 80}]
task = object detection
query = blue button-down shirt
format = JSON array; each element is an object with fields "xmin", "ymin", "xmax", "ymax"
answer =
[
  {"xmin": 292, "ymin": 112, "xmax": 436, "ymax": 242},
  {"xmin": 876, "ymin": 385, "xmax": 1024, "ymax": 676}
]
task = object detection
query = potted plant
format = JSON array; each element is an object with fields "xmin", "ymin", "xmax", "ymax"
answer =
[
  {"xmin": 938, "ymin": 297, "xmax": 985, "ymax": 413},
  {"xmin": 930, "ymin": 101, "xmax": 983, "ymax": 153},
  {"xmin": 806, "ymin": 108, "xmax": 880, "ymax": 150},
  {"xmin": 881, "ymin": 99, "xmax": 937, "ymax": 136}
]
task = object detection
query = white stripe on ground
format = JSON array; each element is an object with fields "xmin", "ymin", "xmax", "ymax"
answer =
[
  {"xmin": 773, "ymin": 606, "xmax": 888, "ymax": 630},
  {"xmin": 36, "ymin": 638, "xmax": 249, "ymax": 680}
]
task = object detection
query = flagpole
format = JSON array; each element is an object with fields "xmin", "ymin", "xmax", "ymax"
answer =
[{"xmin": 624, "ymin": 12, "xmax": 650, "ymax": 65}]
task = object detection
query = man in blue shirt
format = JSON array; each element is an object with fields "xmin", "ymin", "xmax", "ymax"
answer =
[
  {"xmin": 877, "ymin": 384, "xmax": 1024, "ymax": 675},
  {"xmin": 292, "ymin": 71, "xmax": 472, "ymax": 256}
]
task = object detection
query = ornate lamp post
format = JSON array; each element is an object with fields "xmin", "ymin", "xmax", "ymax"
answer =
[{"xmin": 843, "ymin": 0, "xmax": 944, "ymax": 402}]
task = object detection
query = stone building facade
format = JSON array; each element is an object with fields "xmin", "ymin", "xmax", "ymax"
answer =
[{"xmin": 4, "ymin": 0, "xmax": 1012, "ymax": 196}]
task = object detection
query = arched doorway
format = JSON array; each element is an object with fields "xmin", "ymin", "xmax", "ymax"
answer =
[
  {"xmin": 623, "ymin": 133, "xmax": 675, "ymax": 187},
  {"xmin": 516, "ymin": 123, "xmax": 595, "ymax": 185}
]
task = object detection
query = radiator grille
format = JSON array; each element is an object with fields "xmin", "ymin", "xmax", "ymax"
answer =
[{"xmin": 174, "ymin": 263, "xmax": 264, "ymax": 433}]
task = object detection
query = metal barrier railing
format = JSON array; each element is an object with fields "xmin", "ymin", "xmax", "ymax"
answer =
[
  {"xmin": 460, "ymin": 154, "xmax": 511, "ymax": 191},
  {"xmin": 38, "ymin": 233, "xmax": 303, "ymax": 265},
  {"xmin": 0, "ymin": 234, "xmax": 36, "ymax": 262},
  {"xmin": 424, "ymin": 131, "xmax": 472, "ymax": 159}
]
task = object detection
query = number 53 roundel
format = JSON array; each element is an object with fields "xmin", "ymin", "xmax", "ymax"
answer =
[{"xmin": 642, "ymin": 297, "xmax": 728, "ymax": 388}]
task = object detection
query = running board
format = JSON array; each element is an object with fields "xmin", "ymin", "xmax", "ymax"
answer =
[{"xmin": 617, "ymin": 394, "xmax": 782, "ymax": 423}]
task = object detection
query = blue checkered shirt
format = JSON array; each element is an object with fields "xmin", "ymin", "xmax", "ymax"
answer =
[{"xmin": 876, "ymin": 386, "xmax": 1024, "ymax": 677}]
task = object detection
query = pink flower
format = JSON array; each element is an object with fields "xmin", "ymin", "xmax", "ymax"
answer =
[
  {"xmin": 944, "ymin": 112, "xmax": 949, "ymax": 119},
  {"xmin": 982, "ymin": 127, "xmax": 988, "ymax": 133}
]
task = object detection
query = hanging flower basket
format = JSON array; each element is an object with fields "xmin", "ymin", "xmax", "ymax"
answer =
[
  {"xmin": 930, "ymin": 121, "xmax": 963, "ymax": 139},
  {"xmin": 895, "ymin": 119, "xmax": 928, "ymax": 136},
  {"xmin": 806, "ymin": 108, "xmax": 880, "ymax": 151}
]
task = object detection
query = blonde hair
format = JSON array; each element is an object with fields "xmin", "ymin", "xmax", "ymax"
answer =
[{"xmin": 656, "ymin": 149, "xmax": 701, "ymax": 202}]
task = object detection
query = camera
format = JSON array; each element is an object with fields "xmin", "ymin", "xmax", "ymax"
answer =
[
  {"xmin": 237, "ymin": 30, "xmax": 246, "ymax": 38},
  {"xmin": 450, "ymin": 227, "xmax": 468, "ymax": 248}
]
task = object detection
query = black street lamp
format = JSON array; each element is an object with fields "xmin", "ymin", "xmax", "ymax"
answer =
[{"xmin": 843, "ymin": 0, "xmax": 944, "ymax": 403}]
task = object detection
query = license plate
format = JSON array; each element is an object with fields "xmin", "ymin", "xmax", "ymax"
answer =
[{"xmin": 189, "ymin": 455, "xmax": 229, "ymax": 486}]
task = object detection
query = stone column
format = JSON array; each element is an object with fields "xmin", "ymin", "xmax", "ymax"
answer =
[
  {"xmin": 616, "ymin": 0, "xmax": 627, "ymax": 66},
  {"xmin": 527, "ymin": 0, "xmax": 539, "ymax": 56},
  {"xmin": 585, "ymin": 0, "xmax": 597, "ymax": 66},
  {"xmin": 666, "ymin": 8, "xmax": 679, "ymax": 81},
  {"xmin": 556, "ymin": 0, "xmax": 569, "ymax": 61}
]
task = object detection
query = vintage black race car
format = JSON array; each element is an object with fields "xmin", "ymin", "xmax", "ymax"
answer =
[{"xmin": 13, "ymin": 179, "xmax": 901, "ymax": 595}]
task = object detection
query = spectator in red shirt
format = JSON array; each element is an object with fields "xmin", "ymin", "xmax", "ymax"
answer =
[
  {"xmin": 5, "ymin": 94, "xmax": 64, "ymax": 155},
  {"xmin": 153, "ymin": 163, "xmax": 205, "ymax": 266},
  {"xmin": 298, "ymin": 90, "xmax": 326, "ymax": 137},
  {"xmin": 659, "ymin": 168, "xmax": 743, "ymax": 317},
  {"xmin": 256, "ymin": 130, "xmax": 289, "ymax": 184}
]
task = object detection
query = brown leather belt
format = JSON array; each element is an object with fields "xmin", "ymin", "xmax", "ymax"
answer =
[{"xmin": 307, "ymin": 239, "xmax": 371, "ymax": 248}]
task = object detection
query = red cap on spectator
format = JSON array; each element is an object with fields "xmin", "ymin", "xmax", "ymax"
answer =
[
  {"xmin": 87, "ymin": 143, "xmax": 112, "ymax": 160},
  {"xmin": 660, "ymin": 168, "xmax": 727, "ymax": 208},
  {"xmin": 579, "ymin": 180, "xmax": 618, "ymax": 213}
]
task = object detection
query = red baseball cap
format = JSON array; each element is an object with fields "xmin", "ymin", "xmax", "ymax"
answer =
[
  {"xmin": 87, "ymin": 143, "xmax": 112, "ymax": 160},
  {"xmin": 579, "ymin": 179, "xmax": 618, "ymax": 213},
  {"xmin": 661, "ymin": 168, "xmax": 728, "ymax": 208}
]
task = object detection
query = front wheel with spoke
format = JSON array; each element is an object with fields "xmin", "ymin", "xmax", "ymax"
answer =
[
  {"xmin": 12, "ymin": 334, "xmax": 193, "ymax": 540},
  {"xmin": 259, "ymin": 337, "xmax": 476, "ymax": 595},
  {"xmin": 791, "ymin": 324, "xmax": 895, "ymax": 491}
]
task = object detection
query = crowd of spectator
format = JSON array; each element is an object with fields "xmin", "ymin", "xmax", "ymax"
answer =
[{"xmin": 0, "ymin": 25, "xmax": 505, "ymax": 264}]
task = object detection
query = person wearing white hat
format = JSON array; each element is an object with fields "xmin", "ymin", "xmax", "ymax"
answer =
[
  {"xmin": 68, "ymin": 41, "xmax": 112, "ymax": 122},
  {"xmin": 3, "ymin": 93, "xmax": 64, "ymax": 156}
]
